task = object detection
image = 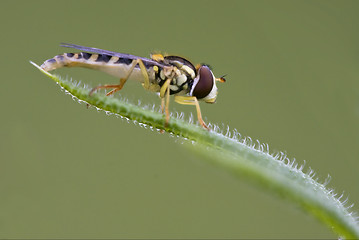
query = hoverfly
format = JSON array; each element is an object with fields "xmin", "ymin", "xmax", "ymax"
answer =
[{"xmin": 40, "ymin": 43, "xmax": 226, "ymax": 129}]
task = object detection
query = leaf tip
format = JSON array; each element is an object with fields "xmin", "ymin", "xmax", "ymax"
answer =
[
  {"xmin": 29, "ymin": 60, "xmax": 40, "ymax": 69},
  {"xmin": 30, "ymin": 60, "xmax": 56, "ymax": 79}
]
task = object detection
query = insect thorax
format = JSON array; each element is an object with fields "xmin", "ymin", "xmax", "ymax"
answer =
[{"xmin": 153, "ymin": 60, "xmax": 196, "ymax": 95}]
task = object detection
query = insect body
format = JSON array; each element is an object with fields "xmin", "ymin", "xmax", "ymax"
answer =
[{"xmin": 41, "ymin": 43, "xmax": 226, "ymax": 129}]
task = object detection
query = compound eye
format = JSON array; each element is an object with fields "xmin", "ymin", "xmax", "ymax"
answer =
[{"xmin": 192, "ymin": 66, "xmax": 214, "ymax": 99}]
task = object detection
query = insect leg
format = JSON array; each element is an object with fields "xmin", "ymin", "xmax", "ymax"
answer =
[
  {"xmin": 89, "ymin": 81, "xmax": 127, "ymax": 96},
  {"xmin": 137, "ymin": 60, "xmax": 150, "ymax": 90},
  {"xmin": 159, "ymin": 78, "xmax": 172, "ymax": 127},
  {"xmin": 89, "ymin": 59, "xmax": 150, "ymax": 96},
  {"xmin": 174, "ymin": 96, "xmax": 209, "ymax": 130},
  {"xmin": 165, "ymin": 82, "xmax": 171, "ymax": 126}
]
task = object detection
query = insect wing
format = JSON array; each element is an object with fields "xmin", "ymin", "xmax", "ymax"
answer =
[{"xmin": 60, "ymin": 43, "xmax": 167, "ymax": 67}]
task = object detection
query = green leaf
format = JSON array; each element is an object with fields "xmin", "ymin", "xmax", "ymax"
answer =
[{"xmin": 31, "ymin": 61, "xmax": 359, "ymax": 239}]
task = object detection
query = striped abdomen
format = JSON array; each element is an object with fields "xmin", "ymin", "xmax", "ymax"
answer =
[{"xmin": 40, "ymin": 52, "xmax": 156, "ymax": 83}]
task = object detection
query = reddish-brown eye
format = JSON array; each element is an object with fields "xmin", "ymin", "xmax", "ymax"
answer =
[{"xmin": 192, "ymin": 66, "xmax": 214, "ymax": 99}]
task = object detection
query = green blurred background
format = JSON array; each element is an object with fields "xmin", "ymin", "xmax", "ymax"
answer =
[{"xmin": 1, "ymin": 0, "xmax": 358, "ymax": 238}]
